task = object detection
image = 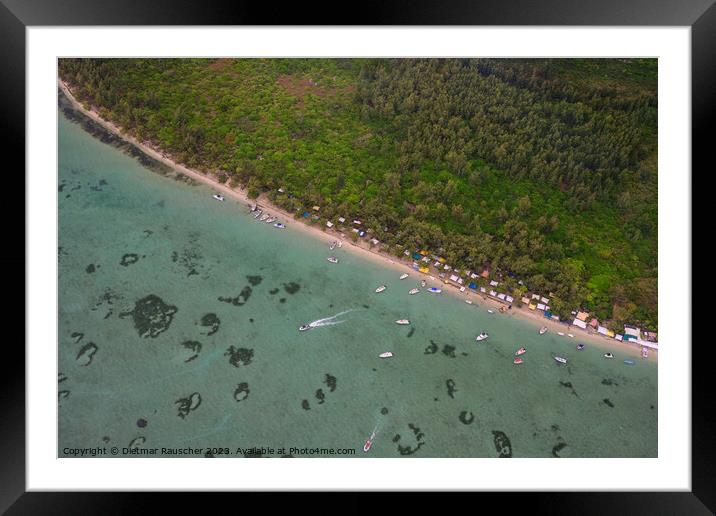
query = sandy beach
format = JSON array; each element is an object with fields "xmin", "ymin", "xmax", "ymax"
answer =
[{"xmin": 58, "ymin": 79, "xmax": 656, "ymax": 361}]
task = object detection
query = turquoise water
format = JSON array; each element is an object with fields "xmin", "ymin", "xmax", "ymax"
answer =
[{"xmin": 58, "ymin": 106, "xmax": 658, "ymax": 458}]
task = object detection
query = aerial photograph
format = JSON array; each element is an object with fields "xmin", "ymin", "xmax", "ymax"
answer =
[{"xmin": 58, "ymin": 58, "xmax": 657, "ymax": 458}]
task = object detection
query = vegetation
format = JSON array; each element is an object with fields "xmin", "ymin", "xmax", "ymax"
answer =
[{"xmin": 58, "ymin": 58, "xmax": 657, "ymax": 329}]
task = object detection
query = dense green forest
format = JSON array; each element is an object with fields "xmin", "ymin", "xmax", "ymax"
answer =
[{"xmin": 58, "ymin": 58, "xmax": 658, "ymax": 330}]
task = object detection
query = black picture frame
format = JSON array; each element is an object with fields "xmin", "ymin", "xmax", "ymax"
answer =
[{"xmin": 2, "ymin": 0, "xmax": 709, "ymax": 512}]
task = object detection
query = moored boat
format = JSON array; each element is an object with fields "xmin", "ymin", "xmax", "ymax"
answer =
[
  {"xmin": 487, "ymin": 309, "xmax": 494, "ymax": 314},
  {"xmin": 554, "ymin": 356, "xmax": 567, "ymax": 364},
  {"xmin": 395, "ymin": 319, "xmax": 410, "ymax": 325},
  {"xmin": 212, "ymin": 194, "xmax": 225, "ymax": 201},
  {"xmin": 400, "ymin": 273, "xmax": 409, "ymax": 280},
  {"xmin": 557, "ymin": 332, "xmax": 565, "ymax": 336},
  {"xmin": 428, "ymin": 287, "xmax": 441, "ymax": 293},
  {"xmin": 465, "ymin": 299, "xmax": 473, "ymax": 305},
  {"xmin": 539, "ymin": 326, "xmax": 547, "ymax": 335},
  {"xmin": 327, "ymin": 256, "xmax": 339, "ymax": 263},
  {"xmin": 375, "ymin": 285, "xmax": 387, "ymax": 293},
  {"xmin": 329, "ymin": 241, "xmax": 337, "ymax": 250},
  {"xmin": 299, "ymin": 324, "xmax": 311, "ymax": 331},
  {"xmin": 568, "ymin": 333, "xmax": 574, "ymax": 338},
  {"xmin": 515, "ymin": 347, "xmax": 526, "ymax": 356},
  {"xmin": 476, "ymin": 332, "xmax": 489, "ymax": 342},
  {"xmin": 337, "ymin": 241, "xmax": 342, "ymax": 248},
  {"xmin": 641, "ymin": 347, "xmax": 649, "ymax": 359},
  {"xmin": 420, "ymin": 280, "xmax": 426, "ymax": 287},
  {"xmin": 604, "ymin": 353, "xmax": 614, "ymax": 359},
  {"xmin": 253, "ymin": 209, "xmax": 262, "ymax": 218},
  {"xmin": 259, "ymin": 213, "xmax": 269, "ymax": 221},
  {"xmin": 265, "ymin": 217, "xmax": 276, "ymax": 224},
  {"xmin": 379, "ymin": 352, "xmax": 393, "ymax": 358},
  {"xmin": 513, "ymin": 357, "xmax": 523, "ymax": 365},
  {"xmin": 408, "ymin": 288, "xmax": 420, "ymax": 295},
  {"xmin": 273, "ymin": 223, "xmax": 286, "ymax": 229},
  {"xmin": 576, "ymin": 344, "xmax": 585, "ymax": 351}
]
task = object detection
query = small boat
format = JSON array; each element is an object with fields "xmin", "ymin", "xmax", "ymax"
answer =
[
  {"xmin": 487, "ymin": 309, "xmax": 494, "ymax": 314},
  {"xmin": 604, "ymin": 353, "xmax": 614, "ymax": 359},
  {"xmin": 249, "ymin": 203, "xmax": 257, "ymax": 212},
  {"xmin": 515, "ymin": 347, "xmax": 526, "ymax": 356},
  {"xmin": 539, "ymin": 326, "xmax": 548, "ymax": 335},
  {"xmin": 557, "ymin": 332, "xmax": 565, "ymax": 336},
  {"xmin": 624, "ymin": 359, "xmax": 636, "ymax": 366},
  {"xmin": 476, "ymin": 332, "xmax": 489, "ymax": 342},
  {"xmin": 299, "ymin": 324, "xmax": 312, "ymax": 331},
  {"xmin": 337, "ymin": 241, "xmax": 343, "ymax": 248},
  {"xmin": 465, "ymin": 300, "xmax": 473, "ymax": 305},
  {"xmin": 379, "ymin": 352, "xmax": 393, "ymax": 358},
  {"xmin": 421, "ymin": 280, "xmax": 427, "ymax": 288},
  {"xmin": 259, "ymin": 213, "xmax": 269, "ymax": 221},
  {"xmin": 568, "ymin": 333, "xmax": 574, "ymax": 338},
  {"xmin": 408, "ymin": 288, "xmax": 420, "ymax": 295},
  {"xmin": 576, "ymin": 344, "xmax": 585, "ymax": 351},
  {"xmin": 327, "ymin": 256, "xmax": 339, "ymax": 264},
  {"xmin": 375, "ymin": 285, "xmax": 387, "ymax": 293},
  {"xmin": 212, "ymin": 194, "xmax": 225, "ymax": 201},
  {"xmin": 641, "ymin": 347, "xmax": 649, "ymax": 359},
  {"xmin": 363, "ymin": 427, "xmax": 377, "ymax": 453},
  {"xmin": 395, "ymin": 319, "xmax": 410, "ymax": 325},
  {"xmin": 428, "ymin": 287, "xmax": 441, "ymax": 293},
  {"xmin": 273, "ymin": 223, "xmax": 286, "ymax": 229},
  {"xmin": 253, "ymin": 209, "xmax": 262, "ymax": 219},
  {"xmin": 265, "ymin": 217, "xmax": 276, "ymax": 224},
  {"xmin": 400, "ymin": 273, "xmax": 409, "ymax": 280},
  {"xmin": 554, "ymin": 356, "xmax": 567, "ymax": 364},
  {"xmin": 329, "ymin": 241, "xmax": 337, "ymax": 250},
  {"xmin": 513, "ymin": 357, "xmax": 523, "ymax": 365}
]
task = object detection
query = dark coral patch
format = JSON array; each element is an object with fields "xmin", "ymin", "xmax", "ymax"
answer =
[
  {"xmin": 218, "ymin": 286, "xmax": 252, "ymax": 306},
  {"xmin": 246, "ymin": 275, "xmax": 263, "ymax": 286},
  {"xmin": 603, "ymin": 398, "xmax": 614, "ymax": 408},
  {"xmin": 282, "ymin": 282, "xmax": 300, "ymax": 294},
  {"xmin": 395, "ymin": 424, "xmax": 426, "ymax": 456},
  {"xmin": 269, "ymin": 288, "xmax": 279, "ymax": 295},
  {"xmin": 234, "ymin": 382, "xmax": 250, "ymax": 402},
  {"xmin": 199, "ymin": 313, "xmax": 220, "ymax": 336},
  {"xmin": 76, "ymin": 343, "xmax": 98, "ymax": 366},
  {"xmin": 120, "ymin": 295, "xmax": 178, "ymax": 338},
  {"xmin": 175, "ymin": 392, "xmax": 201, "ymax": 419},
  {"xmin": 441, "ymin": 345, "xmax": 456, "ymax": 358},
  {"xmin": 446, "ymin": 379, "xmax": 458, "ymax": 398},
  {"xmin": 407, "ymin": 327, "xmax": 415, "ymax": 338},
  {"xmin": 492, "ymin": 431, "xmax": 513, "ymax": 458},
  {"xmin": 301, "ymin": 399, "xmax": 311, "ymax": 410},
  {"xmin": 224, "ymin": 346, "xmax": 254, "ymax": 368},
  {"xmin": 323, "ymin": 374, "xmax": 337, "ymax": 392},
  {"xmin": 137, "ymin": 418, "xmax": 147, "ymax": 428},
  {"xmin": 85, "ymin": 264, "xmax": 96, "ymax": 274},
  {"xmin": 315, "ymin": 388, "xmax": 326, "ymax": 404},
  {"xmin": 120, "ymin": 253, "xmax": 140, "ymax": 267},
  {"xmin": 424, "ymin": 340, "xmax": 438, "ymax": 354},
  {"xmin": 181, "ymin": 341, "xmax": 202, "ymax": 363},
  {"xmin": 279, "ymin": 298, "xmax": 286, "ymax": 303},
  {"xmin": 552, "ymin": 442, "xmax": 568, "ymax": 457},
  {"xmin": 459, "ymin": 411, "xmax": 475, "ymax": 424},
  {"xmin": 381, "ymin": 407, "xmax": 389, "ymax": 415}
]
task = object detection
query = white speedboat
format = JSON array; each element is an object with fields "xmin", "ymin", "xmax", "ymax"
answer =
[
  {"xmin": 337, "ymin": 241, "xmax": 343, "ymax": 248},
  {"xmin": 379, "ymin": 352, "xmax": 393, "ymax": 358},
  {"xmin": 395, "ymin": 319, "xmax": 410, "ymax": 325},
  {"xmin": 299, "ymin": 324, "xmax": 312, "ymax": 331},
  {"xmin": 375, "ymin": 285, "xmax": 387, "ymax": 293},
  {"xmin": 487, "ymin": 309, "xmax": 494, "ymax": 314},
  {"xmin": 557, "ymin": 332, "xmax": 565, "ymax": 336},
  {"xmin": 212, "ymin": 194, "xmax": 225, "ymax": 201},
  {"xmin": 465, "ymin": 300, "xmax": 473, "ymax": 305},
  {"xmin": 363, "ymin": 426, "xmax": 378, "ymax": 453},
  {"xmin": 554, "ymin": 356, "xmax": 567, "ymax": 364},
  {"xmin": 265, "ymin": 217, "xmax": 276, "ymax": 224},
  {"xmin": 515, "ymin": 347, "xmax": 526, "ymax": 356},
  {"xmin": 568, "ymin": 333, "xmax": 574, "ymax": 338},
  {"xmin": 249, "ymin": 203, "xmax": 257, "ymax": 212},
  {"xmin": 260, "ymin": 213, "xmax": 269, "ymax": 221},
  {"xmin": 408, "ymin": 288, "xmax": 420, "ymax": 295},
  {"xmin": 327, "ymin": 256, "xmax": 339, "ymax": 263},
  {"xmin": 400, "ymin": 273, "xmax": 409, "ymax": 280},
  {"xmin": 476, "ymin": 332, "xmax": 489, "ymax": 341},
  {"xmin": 329, "ymin": 241, "xmax": 337, "ymax": 250},
  {"xmin": 539, "ymin": 326, "xmax": 548, "ymax": 335},
  {"xmin": 253, "ymin": 209, "xmax": 262, "ymax": 218},
  {"xmin": 604, "ymin": 353, "xmax": 614, "ymax": 359},
  {"xmin": 273, "ymin": 223, "xmax": 286, "ymax": 229},
  {"xmin": 428, "ymin": 287, "xmax": 441, "ymax": 293},
  {"xmin": 421, "ymin": 280, "xmax": 426, "ymax": 287}
]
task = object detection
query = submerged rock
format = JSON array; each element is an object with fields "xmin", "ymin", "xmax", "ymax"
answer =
[
  {"xmin": 323, "ymin": 374, "xmax": 337, "ymax": 392},
  {"xmin": 446, "ymin": 379, "xmax": 458, "ymax": 398},
  {"xmin": 246, "ymin": 275, "xmax": 263, "ymax": 286},
  {"xmin": 459, "ymin": 411, "xmax": 474, "ymax": 424},
  {"xmin": 120, "ymin": 253, "xmax": 140, "ymax": 267},
  {"xmin": 424, "ymin": 340, "xmax": 438, "ymax": 354},
  {"xmin": 282, "ymin": 282, "xmax": 300, "ymax": 294},
  {"xmin": 199, "ymin": 313, "xmax": 220, "ymax": 336},
  {"xmin": 234, "ymin": 382, "xmax": 250, "ymax": 402},
  {"xmin": 181, "ymin": 340, "xmax": 202, "ymax": 363}
]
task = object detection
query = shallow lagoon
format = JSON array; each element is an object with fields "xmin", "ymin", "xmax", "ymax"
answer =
[{"xmin": 58, "ymin": 108, "xmax": 657, "ymax": 458}]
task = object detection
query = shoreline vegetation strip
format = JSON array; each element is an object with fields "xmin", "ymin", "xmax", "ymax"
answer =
[{"xmin": 57, "ymin": 79, "xmax": 656, "ymax": 360}]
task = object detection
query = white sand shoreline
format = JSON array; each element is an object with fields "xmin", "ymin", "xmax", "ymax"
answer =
[{"xmin": 58, "ymin": 79, "xmax": 657, "ymax": 362}]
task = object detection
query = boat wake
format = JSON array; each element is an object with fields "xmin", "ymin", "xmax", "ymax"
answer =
[{"xmin": 308, "ymin": 309, "xmax": 358, "ymax": 328}]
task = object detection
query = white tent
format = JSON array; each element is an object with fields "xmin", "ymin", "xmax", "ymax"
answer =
[{"xmin": 572, "ymin": 318, "xmax": 587, "ymax": 329}]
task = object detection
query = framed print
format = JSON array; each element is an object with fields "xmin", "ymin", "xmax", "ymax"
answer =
[{"xmin": 3, "ymin": 0, "xmax": 711, "ymax": 512}]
